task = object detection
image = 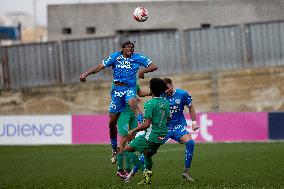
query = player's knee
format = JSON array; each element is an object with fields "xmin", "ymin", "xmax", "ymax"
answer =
[
  {"xmin": 109, "ymin": 113, "xmax": 119, "ymax": 122},
  {"xmin": 109, "ymin": 123, "xmax": 117, "ymax": 129},
  {"xmin": 109, "ymin": 118, "xmax": 118, "ymax": 128},
  {"xmin": 109, "ymin": 124, "xmax": 117, "ymax": 138}
]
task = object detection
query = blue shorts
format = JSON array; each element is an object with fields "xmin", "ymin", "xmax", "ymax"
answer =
[
  {"xmin": 163, "ymin": 125, "xmax": 189, "ymax": 143},
  {"xmin": 109, "ymin": 85, "xmax": 137, "ymax": 113}
]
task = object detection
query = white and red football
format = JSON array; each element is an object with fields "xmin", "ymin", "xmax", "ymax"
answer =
[{"xmin": 133, "ymin": 6, "xmax": 148, "ymax": 22}]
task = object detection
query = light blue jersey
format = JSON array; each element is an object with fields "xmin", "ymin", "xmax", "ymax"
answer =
[
  {"xmin": 164, "ymin": 88, "xmax": 193, "ymax": 130},
  {"xmin": 163, "ymin": 88, "xmax": 195, "ymax": 170},
  {"xmin": 102, "ymin": 52, "xmax": 152, "ymax": 87}
]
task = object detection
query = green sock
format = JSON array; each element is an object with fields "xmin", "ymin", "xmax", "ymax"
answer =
[
  {"xmin": 125, "ymin": 152, "xmax": 143, "ymax": 171},
  {"xmin": 144, "ymin": 156, "xmax": 153, "ymax": 171},
  {"xmin": 125, "ymin": 152, "xmax": 132, "ymax": 172},
  {"xmin": 117, "ymin": 152, "xmax": 124, "ymax": 171}
]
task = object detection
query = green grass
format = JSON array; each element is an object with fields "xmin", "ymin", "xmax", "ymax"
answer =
[{"xmin": 0, "ymin": 142, "xmax": 284, "ymax": 189}]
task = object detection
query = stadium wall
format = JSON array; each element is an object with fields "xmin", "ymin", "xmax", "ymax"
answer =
[
  {"xmin": 47, "ymin": 0, "xmax": 284, "ymax": 40},
  {"xmin": 1, "ymin": 112, "xmax": 284, "ymax": 145}
]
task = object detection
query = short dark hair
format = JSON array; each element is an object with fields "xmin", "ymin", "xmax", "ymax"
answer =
[
  {"xmin": 163, "ymin": 78, "xmax": 173, "ymax": 85},
  {"xmin": 121, "ymin": 41, "xmax": 135, "ymax": 49},
  {"xmin": 149, "ymin": 78, "xmax": 167, "ymax": 97}
]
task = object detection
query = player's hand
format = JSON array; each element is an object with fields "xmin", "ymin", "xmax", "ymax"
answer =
[
  {"xmin": 138, "ymin": 70, "xmax": 145, "ymax": 79},
  {"xmin": 128, "ymin": 130, "xmax": 133, "ymax": 136},
  {"xmin": 79, "ymin": 73, "xmax": 88, "ymax": 82},
  {"xmin": 137, "ymin": 97, "xmax": 141, "ymax": 103},
  {"xmin": 192, "ymin": 122, "xmax": 199, "ymax": 131},
  {"xmin": 126, "ymin": 132, "xmax": 135, "ymax": 142},
  {"xmin": 128, "ymin": 130, "xmax": 135, "ymax": 136}
]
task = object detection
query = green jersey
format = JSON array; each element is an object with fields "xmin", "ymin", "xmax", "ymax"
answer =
[{"xmin": 143, "ymin": 97, "xmax": 170, "ymax": 143}]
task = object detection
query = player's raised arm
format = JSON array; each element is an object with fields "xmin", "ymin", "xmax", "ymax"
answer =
[
  {"xmin": 138, "ymin": 63, "xmax": 158, "ymax": 79},
  {"xmin": 79, "ymin": 63, "xmax": 105, "ymax": 82}
]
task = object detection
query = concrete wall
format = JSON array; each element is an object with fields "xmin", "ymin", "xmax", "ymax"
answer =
[
  {"xmin": 1, "ymin": 66, "xmax": 284, "ymax": 115},
  {"xmin": 48, "ymin": 0, "xmax": 284, "ymax": 40}
]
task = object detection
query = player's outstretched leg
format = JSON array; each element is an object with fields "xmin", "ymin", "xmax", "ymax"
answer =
[
  {"xmin": 125, "ymin": 153, "xmax": 145, "ymax": 183},
  {"xmin": 109, "ymin": 113, "xmax": 119, "ymax": 164},
  {"xmin": 125, "ymin": 151, "xmax": 132, "ymax": 174},
  {"xmin": 182, "ymin": 139, "xmax": 195, "ymax": 182},
  {"xmin": 124, "ymin": 152, "xmax": 143, "ymax": 183},
  {"xmin": 116, "ymin": 152, "xmax": 127, "ymax": 179}
]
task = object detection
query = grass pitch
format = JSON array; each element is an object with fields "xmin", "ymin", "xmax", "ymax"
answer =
[{"xmin": 0, "ymin": 142, "xmax": 283, "ymax": 189}]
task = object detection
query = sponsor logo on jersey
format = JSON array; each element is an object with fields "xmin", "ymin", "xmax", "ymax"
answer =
[
  {"xmin": 116, "ymin": 56, "xmax": 132, "ymax": 69},
  {"xmin": 175, "ymin": 99, "xmax": 181, "ymax": 104},
  {"xmin": 114, "ymin": 89, "xmax": 133, "ymax": 97},
  {"xmin": 114, "ymin": 91, "xmax": 126, "ymax": 97},
  {"xmin": 170, "ymin": 105, "xmax": 179, "ymax": 113}
]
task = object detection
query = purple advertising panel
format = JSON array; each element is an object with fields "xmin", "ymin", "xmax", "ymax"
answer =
[
  {"xmin": 72, "ymin": 112, "xmax": 268, "ymax": 144},
  {"xmin": 72, "ymin": 115, "xmax": 109, "ymax": 144},
  {"xmin": 181, "ymin": 112, "xmax": 268, "ymax": 143}
]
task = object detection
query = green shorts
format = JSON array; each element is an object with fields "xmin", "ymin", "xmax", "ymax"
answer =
[
  {"xmin": 129, "ymin": 135, "xmax": 162, "ymax": 155},
  {"xmin": 117, "ymin": 110, "xmax": 138, "ymax": 137}
]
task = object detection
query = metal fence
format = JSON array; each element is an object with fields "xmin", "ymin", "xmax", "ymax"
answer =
[
  {"xmin": 61, "ymin": 37, "xmax": 117, "ymax": 83},
  {"xmin": 1, "ymin": 20, "xmax": 284, "ymax": 89},
  {"xmin": 1, "ymin": 42, "xmax": 61, "ymax": 89},
  {"xmin": 245, "ymin": 21, "xmax": 284, "ymax": 67},
  {"xmin": 184, "ymin": 25, "xmax": 244, "ymax": 72}
]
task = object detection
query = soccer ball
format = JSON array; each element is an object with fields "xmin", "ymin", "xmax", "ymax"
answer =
[{"xmin": 133, "ymin": 6, "xmax": 148, "ymax": 22}]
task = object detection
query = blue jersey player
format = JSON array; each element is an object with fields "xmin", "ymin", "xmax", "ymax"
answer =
[
  {"xmin": 163, "ymin": 78, "xmax": 199, "ymax": 182},
  {"xmin": 80, "ymin": 41, "xmax": 158, "ymax": 164}
]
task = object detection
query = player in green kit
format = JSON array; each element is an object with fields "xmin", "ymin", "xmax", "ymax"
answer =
[
  {"xmin": 116, "ymin": 84, "xmax": 151, "ymax": 178},
  {"xmin": 121, "ymin": 78, "xmax": 170, "ymax": 184}
]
